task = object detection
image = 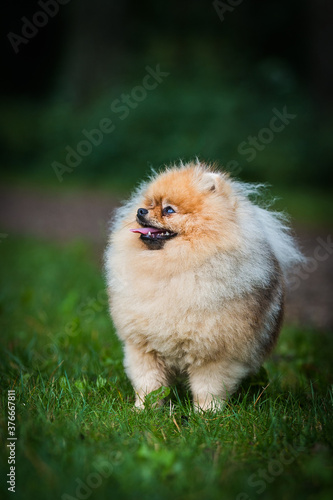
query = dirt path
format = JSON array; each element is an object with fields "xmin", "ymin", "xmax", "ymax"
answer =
[{"xmin": 1, "ymin": 185, "xmax": 332, "ymax": 330}]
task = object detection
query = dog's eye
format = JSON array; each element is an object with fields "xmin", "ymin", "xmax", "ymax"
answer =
[{"xmin": 162, "ymin": 206, "xmax": 176, "ymax": 215}]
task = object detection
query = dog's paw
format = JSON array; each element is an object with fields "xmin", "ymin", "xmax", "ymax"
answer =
[{"xmin": 193, "ymin": 397, "xmax": 226, "ymax": 413}]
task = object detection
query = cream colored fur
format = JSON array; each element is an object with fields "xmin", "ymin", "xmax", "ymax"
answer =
[{"xmin": 105, "ymin": 161, "xmax": 304, "ymax": 411}]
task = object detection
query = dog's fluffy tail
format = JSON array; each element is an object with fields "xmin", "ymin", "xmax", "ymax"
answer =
[
  {"xmin": 254, "ymin": 205, "xmax": 305, "ymax": 280},
  {"xmin": 232, "ymin": 180, "xmax": 305, "ymax": 282}
]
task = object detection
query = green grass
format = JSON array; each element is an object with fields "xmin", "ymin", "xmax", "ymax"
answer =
[{"xmin": 1, "ymin": 237, "xmax": 333, "ymax": 500}]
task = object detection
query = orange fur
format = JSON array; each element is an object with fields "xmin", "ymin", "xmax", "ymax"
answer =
[{"xmin": 105, "ymin": 162, "xmax": 302, "ymax": 411}]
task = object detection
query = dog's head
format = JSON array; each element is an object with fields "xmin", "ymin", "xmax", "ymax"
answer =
[{"xmin": 129, "ymin": 164, "xmax": 239, "ymax": 252}]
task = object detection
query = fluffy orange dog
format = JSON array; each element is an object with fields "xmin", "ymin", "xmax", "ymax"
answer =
[{"xmin": 105, "ymin": 162, "xmax": 303, "ymax": 411}]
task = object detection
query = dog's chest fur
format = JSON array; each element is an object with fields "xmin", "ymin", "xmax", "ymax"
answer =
[{"xmin": 110, "ymin": 253, "xmax": 278, "ymax": 370}]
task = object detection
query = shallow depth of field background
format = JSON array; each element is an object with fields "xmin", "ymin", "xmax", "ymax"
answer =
[{"xmin": 0, "ymin": 1, "xmax": 333, "ymax": 500}]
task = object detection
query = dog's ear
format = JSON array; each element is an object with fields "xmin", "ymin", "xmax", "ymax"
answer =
[
  {"xmin": 198, "ymin": 172, "xmax": 220, "ymax": 192},
  {"xmin": 199, "ymin": 171, "xmax": 232, "ymax": 195}
]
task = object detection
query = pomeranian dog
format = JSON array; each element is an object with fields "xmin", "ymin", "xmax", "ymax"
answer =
[{"xmin": 105, "ymin": 161, "xmax": 304, "ymax": 411}]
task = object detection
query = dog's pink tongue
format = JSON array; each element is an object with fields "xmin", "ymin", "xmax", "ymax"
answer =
[{"xmin": 130, "ymin": 227, "xmax": 161, "ymax": 235}]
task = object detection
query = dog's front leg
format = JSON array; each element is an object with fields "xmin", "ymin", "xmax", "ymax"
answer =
[
  {"xmin": 123, "ymin": 342, "xmax": 168, "ymax": 409},
  {"xmin": 188, "ymin": 358, "xmax": 250, "ymax": 412}
]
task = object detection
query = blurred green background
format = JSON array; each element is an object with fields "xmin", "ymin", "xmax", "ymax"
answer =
[
  {"xmin": 1, "ymin": 3, "xmax": 333, "ymax": 500},
  {"xmin": 1, "ymin": 0, "xmax": 333, "ymax": 200}
]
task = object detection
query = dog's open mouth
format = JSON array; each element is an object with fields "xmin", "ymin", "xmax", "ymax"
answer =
[{"xmin": 130, "ymin": 226, "xmax": 177, "ymax": 242}]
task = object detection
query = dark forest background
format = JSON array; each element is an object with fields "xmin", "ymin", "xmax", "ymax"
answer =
[
  {"xmin": 1, "ymin": 0, "xmax": 333, "ymax": 193},
  {"xmin": 1, "ymin": 6, "xmax": 333, "ymax": 499}
]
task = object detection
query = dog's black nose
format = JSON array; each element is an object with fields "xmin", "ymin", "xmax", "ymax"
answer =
[{"xmin": 137, "ymin": 208, "xmax": 148, "ymax": 217}]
